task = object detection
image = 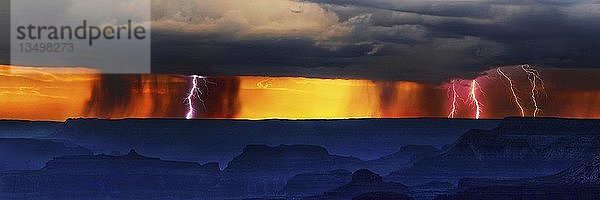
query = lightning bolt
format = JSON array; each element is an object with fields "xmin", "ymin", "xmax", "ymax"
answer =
[
  {"xmin": 448, "ymin": 80, "xmax": 458, "ymax": 118},
  {"xmin": 521, "ymin": 65, "xmax": 544, "ymax": 117},
  {"xmin": 185, "ymin": 75, "xmax": 212, "ymax": 119},
  {"xmin": 470, "ymin": 80, "xmax": 482, "ymax": 119},
  {"xmin": 497, "ymin": 68, "xmax": 525, "ymax": 117}
]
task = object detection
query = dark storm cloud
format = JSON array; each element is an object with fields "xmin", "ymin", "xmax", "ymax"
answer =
[
  {"xmin": 150, "ymin": 0, "xmax": 600, "ymax": 83},
  {"xmin": 315, "ymin": 0, "xmax": 600, "ymax": 79},
  {"xmin": 151, "ymin": 33, "xmax": 372, "ymax": 77},
  {"xmin": 2, "ymin": 0, "xmax": 599, "ymax": 83}
]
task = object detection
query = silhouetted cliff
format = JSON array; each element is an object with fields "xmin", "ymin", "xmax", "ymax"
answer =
[
  {"xmin": 0, "ymin": 120, "xmax": 61, "ymax": 138},
  {"xmin": 0, "ymin": 138, "xmax": 91, "ymax": 171},
  {"xmin": 390, "ymin": 118, "xmax": 600, "ymax": 185},
  {"xmin": 441, "ymin": 158, "xmax": 600, "ymax": 200},
  {"xmin": 49, "ymin": 118, "xmax": 499, "ymax": 166},
  {"xmin": 222, "ymin": 144, "xmax": 363, "ymax": 196},
  {"xmin": 283, "ymin": 169, "xmax": 352, "ymax": 197},
  {"xmin": 366, "ymin": 145, "xmax": 440, "ymax": 175},
  {"xmin": 307, "ymin": 169, "xmax": 410, "ymax": 200},
  {"xmin": 0, "ymin": 150, "xmax": 221, "ymax": 199}
]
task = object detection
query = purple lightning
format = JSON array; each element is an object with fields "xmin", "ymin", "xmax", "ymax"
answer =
[
  {"xmin": 497, "ymin": 68, "xmax": 526, "ymax": 117},
  {"xmin": 448, "ymin": 80, "xmax": 459, "ymax": 118},
  {"xmin": 521, "ymin": 65, "xmax": 545, "ymax": 117},
  {"xmin": 470, "ymin": 80, "xmax": 482, "ymax": 119},
  {"xmin": 185, "ymin": 75, "xmax": 212, "ymax": 119}
]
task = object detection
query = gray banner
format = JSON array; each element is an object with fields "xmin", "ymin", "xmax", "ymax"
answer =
[
  {"xmin": 0, "ymin": 0, "xmax": 9, "ymax": 64},
  {"xmin": 10, "ymin": 0, "xmax": 150, "ymax": 74}
]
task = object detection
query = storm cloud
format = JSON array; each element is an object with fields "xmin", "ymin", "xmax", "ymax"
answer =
[
  {"xmin": 2, "ymin": 0, "xmax": 599, "ymax": 83},
  {"xmin": 149, "ymin": 0, "xmax": 600, "ymax": 83}
]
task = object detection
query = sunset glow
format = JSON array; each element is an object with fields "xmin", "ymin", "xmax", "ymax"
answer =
[{"xmin": 2, "ymin": 65, "xmax": 600, "ymax": 121}]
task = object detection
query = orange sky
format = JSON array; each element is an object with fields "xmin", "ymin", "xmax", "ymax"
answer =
[{"xmin": 1, "ymin": 65, "xmax": 600, "ymax": 121}]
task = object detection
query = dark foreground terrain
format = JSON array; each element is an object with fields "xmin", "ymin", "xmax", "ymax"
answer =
[{"xmin": 1, "ymin": 117, "xmax": 600, "ymax": 199}]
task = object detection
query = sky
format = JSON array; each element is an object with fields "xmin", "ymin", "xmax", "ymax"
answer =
[
  {"xmin": 148, "ymin": 0, "xmax": 600, "ymax": 83},
  {"xmin": 1, "ymin": 0, "xmax": 600, "ymax": 120},
  {"xmin": 1, "ymin": 0, "xmax": 600, "ymax": 83},
  {"xmin": 2, "ymin": 65, "xmax": 600, "ymax": 121}
]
